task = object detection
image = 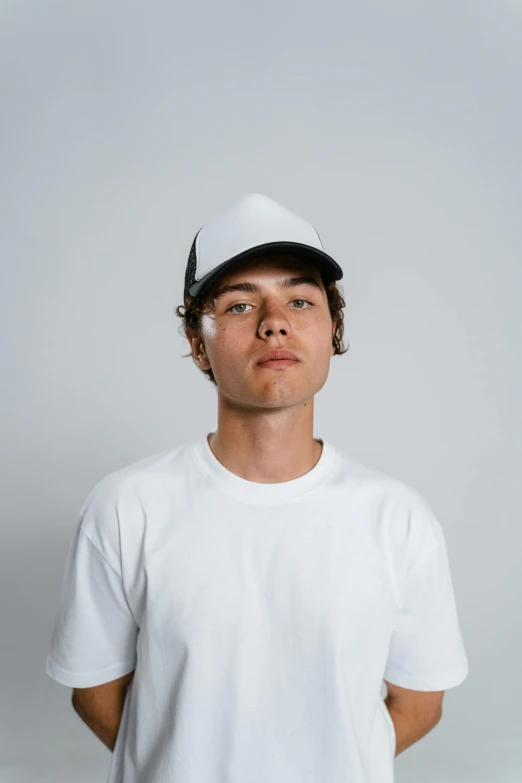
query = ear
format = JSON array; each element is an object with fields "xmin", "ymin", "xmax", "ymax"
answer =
[{"xmin": 188, "ymin": 335, "xmax": 210, "ymax": 369}]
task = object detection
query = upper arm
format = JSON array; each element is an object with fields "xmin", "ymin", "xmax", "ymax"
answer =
[
  {"xmin": 383, "ymin": 491, "xmax": 469, "ymax": 696},
  {"xmin": 72, "ymin": 669, "xmax": 135, "ymax": 715},
  {"xmin": 384, "ymin": 679, "xmax": 444, "ymax": 722}
]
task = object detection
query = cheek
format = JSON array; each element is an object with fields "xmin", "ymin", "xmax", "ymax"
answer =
[
  {"xmin": 306, "ymin": 319, "xmax": 333, "ymax": 345},
  {"xmin": 210, "ymin": 326, "xmax": 245, "ymax": 360}
]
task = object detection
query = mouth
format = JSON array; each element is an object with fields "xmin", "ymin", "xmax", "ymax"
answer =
[{"xmin": 256, "ymin": 358, "xmax": 300, "ymax": 369}]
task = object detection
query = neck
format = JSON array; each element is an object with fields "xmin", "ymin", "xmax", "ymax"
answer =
[{"xmin": 207, "ymin": 420, "xmax": 323, "ymax": 484}]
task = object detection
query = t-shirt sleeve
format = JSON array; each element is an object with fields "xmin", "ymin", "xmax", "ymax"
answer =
[
  {"xmin": 383, "ymin": 510, "xmax": 469, "ymax": 692},
  {"xmin": 45, "ymin": 480, "xmax": 139, "ymax": 688}
]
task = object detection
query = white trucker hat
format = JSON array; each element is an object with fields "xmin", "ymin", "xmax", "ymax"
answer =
[{"xmin": 183, "ymin": 193, "xmax": 343, "ymax": 300}]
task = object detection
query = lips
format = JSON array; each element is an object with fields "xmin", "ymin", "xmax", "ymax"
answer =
[{"xmin": 257, "ymin": 349, "xmax": 299, "ymax": 364}]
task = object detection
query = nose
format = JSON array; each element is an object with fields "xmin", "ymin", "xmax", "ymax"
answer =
[{"xmin": 258, "ymin": 301, "xmax": 292, "ymax": 337}]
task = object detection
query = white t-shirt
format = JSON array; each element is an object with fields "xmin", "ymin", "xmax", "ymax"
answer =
[{"xmin": 46, "ymin": 435, "xmax": 469, "ymax": 783}]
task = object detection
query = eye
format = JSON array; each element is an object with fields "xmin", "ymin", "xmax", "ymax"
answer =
[
  {"xmin": 226, "ymin": 303, "xmax": 251, "ymax": 314},
  {"xmin": 226, "ymin": 300, "xmax": 314, "ymax": 314}
]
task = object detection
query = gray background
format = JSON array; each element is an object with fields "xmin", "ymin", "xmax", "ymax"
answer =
[{"xmin": 1, "ymin": 1, "xmax": 521, "ymax": 781}]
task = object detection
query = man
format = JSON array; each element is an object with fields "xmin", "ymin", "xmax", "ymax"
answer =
[{"xmin": 46, "ymin": 193, "xmax": 469, "ymax": 783}]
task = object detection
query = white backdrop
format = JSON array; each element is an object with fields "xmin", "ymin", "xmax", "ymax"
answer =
[{"xmin": 1, "ymin": 1, "xmax": 521, "ymax": 781}]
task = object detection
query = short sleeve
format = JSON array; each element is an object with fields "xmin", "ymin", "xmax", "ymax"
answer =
[
  {"xmin": 45, "ymin": 520, "xmax": 139, "ymax": 688},
  {"xmin": 383, "ymin": 529, "xmax": 469, "ymax": 691}
]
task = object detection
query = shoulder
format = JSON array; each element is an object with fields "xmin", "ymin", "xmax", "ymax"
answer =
[
  {"xmin": 331, "ymin": 445, "xmax": 443, "ymax": 555},
  {"xmin": 81, "ymin": 443, "xmax": 189, "ymax": 510},
  {"xmin": 78, "ymin": 443, "xmax": 189, "ymax": 561}
]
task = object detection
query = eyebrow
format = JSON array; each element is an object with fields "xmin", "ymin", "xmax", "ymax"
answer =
[{"xmin": 212, "ymin": 276, "xmax": 323, "ymax": 302}]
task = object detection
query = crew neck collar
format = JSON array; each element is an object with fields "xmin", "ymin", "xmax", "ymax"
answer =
[{"xmin": 189, "ymin": 432, "xmax": 337, "ymax": 506}]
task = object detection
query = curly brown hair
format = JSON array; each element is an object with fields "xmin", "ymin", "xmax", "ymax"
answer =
[{"xmin": 174, "ymin": 270, "xmax": 350, "ymax": 386}]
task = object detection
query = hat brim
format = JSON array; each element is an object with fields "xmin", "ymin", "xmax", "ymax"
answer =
[{"xmin": 187, "ymin": 241, "xmax": 343, "ymax": 299}]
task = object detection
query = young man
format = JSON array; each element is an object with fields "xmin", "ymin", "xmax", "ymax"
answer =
[{"xmin": 46, "ymin": 193, "xmax": 469, "ymax": 783}]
